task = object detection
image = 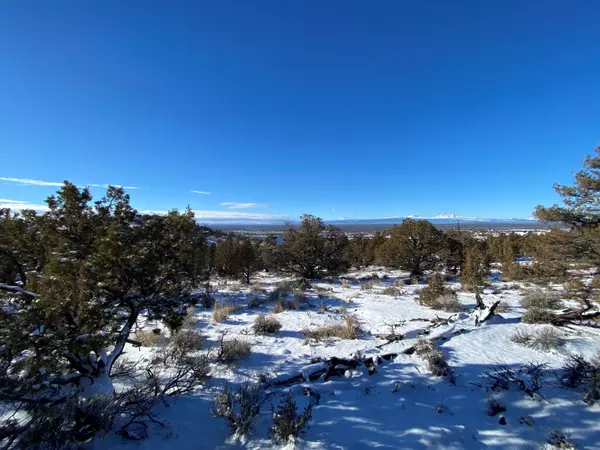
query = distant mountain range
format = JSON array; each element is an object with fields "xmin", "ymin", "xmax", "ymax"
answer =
[
  {"xmin": 327, "ymin": 216, "xmax": 538, "ymax": 226},
  {"xmin": 198, "ymin": 215, "xmax": 539, "ymax": 227}
]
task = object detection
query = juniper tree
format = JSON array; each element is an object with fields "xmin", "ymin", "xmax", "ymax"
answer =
[
  {"xmin": 535, "ymin": 147, "xmax": 600, "ymax": 268},
  {"xmin": 261, "ymin": 215, "xmax": 350, "ymax": 279},
  {"xmin": 0, "ymin": 183, "xmax": 211, "ymax": 441},
  {"xmin": 215, "ymin": 235, "xmax": 259, "ymax": 283},
  {"xmin": 376, "ymin": 219, "xmax": 447, "ymax": 276},
  {"xmin": 461, "ymin": 246, "xmax": 489, "ymax": 308},
  {"xmin": 535, "ymin": 147, "xmax": 600, "ymax": 228}
]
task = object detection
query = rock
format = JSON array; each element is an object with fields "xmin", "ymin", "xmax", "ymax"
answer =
[{"xmin": 499, "ymin": 416, "xmax": 507, "ymax": 425}]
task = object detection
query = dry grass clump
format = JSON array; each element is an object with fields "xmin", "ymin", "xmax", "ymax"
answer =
[
  {"xmin": 380, "ymin": 286, "xmax": 402, "ymax": 297},
  {"xmin": 520, "ymin": 290, "xmax": 562, "ymax": 310},
  {"xmin": 302, "ymin": 315, "xmax": 361, "ymax": 341},
  {"xmin": 135, "ymin": 329, "xmax": 169, "ymax": 347},
  {"xmin": 360, "ymin": 281, "xmax": 376, "ymax": 291},
  {"xmin": 251, "ymin": 282, "xmax": 266, "ymax": 293},
  {"xmin": 413, "ymin": 339, "xmax": 453, "ymax": 381},
  {"xmin": 229, "ymin": 282, "xmax": 243, "ymax": 292},
  {"xmin": 253, "ymin": 315, "xmax": 282, "ymax": 335},
  {"xmin": 172, "ymin": 329, "xmax": 204, "ymax": 354},
  {"xmin": 216, "ymin": 337, "xmax": 252, "ymax": 364},
  {"xmin": 510, "ymin": 326, "xmax": 563, "ymax": 351},
  {"xmin": 341, "ymin": 280, "xmax": 352, "ymax": 289},
  {"xmin": 563, "ymin": 278, "xmax": 585, "ymax": 292},
  {"xmin": 212, "ymin": 303, "xmax": 242, "ymax": 323}
]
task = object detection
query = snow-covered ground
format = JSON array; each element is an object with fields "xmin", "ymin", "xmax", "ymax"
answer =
[{"xmin": 98, "ymin": 268, "xmax": 600, "ymax": 450}]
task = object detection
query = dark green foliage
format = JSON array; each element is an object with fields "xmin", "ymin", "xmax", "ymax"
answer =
[
  {"xmin": 535, "ymin": 147, "xmax": 600, "ymax": 228},
  {"xmin": 346, "ymin": 233, "xmax": 385, "ymax": 269},
  {"xmin": 0, "ymin": 183, "xmax": 211, "ymax": 445},
  {"xmin": 215, "ymin": 235, "xmax": 259, "ymax": 283},
  {"xmin": 261, "ymin": 215, "xmax": 350, "ymax": 279},
  {"xmin": 376, "ymin": 219, "xmax": 447, "ymax": 276},
  {"xmin": 461, "ymin": 246, "xmax": 489, "ymax": 307},
  {"xmin": 419, "ymin": 273, "xmax": 460, "ymax": 311},
  {"xmin": 270, "ymin": 392, "xmax": 312, "ymax": 443}
]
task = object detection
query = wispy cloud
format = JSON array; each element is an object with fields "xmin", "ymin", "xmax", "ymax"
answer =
[
  {"xmin": 220, "ymin": 202, "xmax": 268, "ymax": 210},
  {"xmin": 0, "ymin": 177, "xmax": 63, "ymax": 187},
  {"xmin": 0, "ymin": 199, "xmax": 50, "ymax": 212},
  {"xmin": 138, "ymin": 209, "xmax": 285, "ymax": 222},
  {"xmin": 0, "ymin": 177, "xmax": 139, "ymax": 190},
  {"xmin": 191, "ymin": 190, "xmax": 212, "ymax": 195},
  {"xmin": 87, "ymin": 183, "xmax": 140, "ymax": 190}
]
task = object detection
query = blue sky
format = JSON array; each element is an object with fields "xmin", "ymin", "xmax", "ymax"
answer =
[{"xmin": 1, "ymin": 1, "xmax": 599, "ymax": 222}]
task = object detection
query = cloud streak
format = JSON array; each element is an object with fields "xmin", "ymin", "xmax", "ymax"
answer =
[
  {"xmin": 0, "ymin": 177, "xmax": 139, "ymax": 190},
  {"xmin": 0, "ymin": 199, "xmax": 50, "ymax": 212},
  {"xmin": 220, "ymin": 202, "xmax": 268, "ymax": 210},
  {"xmin": 191, "ymin": 190, "xmax": 212, "ymax": 195}
]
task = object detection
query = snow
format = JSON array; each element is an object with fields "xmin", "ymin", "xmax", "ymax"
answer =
[{"xmin": 97, "ymin": 269, "xmax": 600, "ymax": 450}]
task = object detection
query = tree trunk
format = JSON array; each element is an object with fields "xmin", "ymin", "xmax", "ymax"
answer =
[{"xmin": 475, "ymin": 287, "xmax": 485, "ymax": 309}]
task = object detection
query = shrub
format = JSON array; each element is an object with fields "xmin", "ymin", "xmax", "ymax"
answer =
[
  {"xmin": 486, "ymin": 397, "xmax": 506, "ymax": 416},
  {"xmin": 229, "ymin": 282, "xmax": 243, "ymax": 292},
  {"xmin": 216, "ymin": 337, "xmax": 252, "ymax": 364},
  {"xmin": 360, "ymin": 281, "xmax": 376, "ymax": 291},
  {"xmin": 295, "ymin": 277, "xmax": 311, "ymax": 291},
  {"xmin": 412, "ymin": 339, "xmax": 453, "ymax": 381},
  {"xmin": 198, "ymin": 292, "xmax": 216, "ymax": 309},
  {"xmin": 559, "ymin": 353, "xmax": 600, "ymax": 404},
  {"xmin": 273, "ymin": 296, "xmax": 302, "ymax": 313},
  {"xmin": 341, "ymin": 280, "xmax": 351, "ymax": 289},
  {"xmin": 564, "ymin": 278, "xmax": 585, "ymax": 292},
  {"xmin": 547, "ymin": 429, "xmax": 576, "ymax": 449},
  {"xmin": 419, "ymin": 273, "xmax": 459, "ymax": 311},
  {"xmin": 248, "ymin": 296, "xmax": 267, "ymax": 309},
  {"xmin": 212, "ymin": 304, "xmax": 241, "ymax": 323},
  {"xmin": 430, "ymin": 294, "xmax": 462, "ymax": 312},
  {"xmin": 591, "ymin": 274, "xmax": 600, "ymax": 290},
  {"xmin": 510, "ymin": 326, "xmax": 563, "ymax": 351},
  {"xmin": 380, "ymin": 286, "xmax": 401, "ymax": 297},
  {"xmin": 135, "ymin": 329, "xmax": 169, "ymax": 347},
  {"xmin": 251, "ymin": 282, "xmax": 265, "ymax": 293},
  {"xmin": 212, "ymin": 383, "xmax": 262, "ymax": 437},
  {"xmin": 253, "ymin": 315, "xmax": 282, "ymax": 335},
  {"xmin": 276, "ymin": 280, "xmax": 292, "ymax": 295},
  {"xmin": 270, "ymin": 392, "xmax": 312, "ymax": 443},
  {"xmin": 181, "ymin": 306, "xmax": 199, "ymax": 329},
  {"xmin": 302, "ymin": 315, "xmax": 361, "ymax": 341},
  {"xmin": 172, "ymin": 329, "xmax": 204, "ymax": 354},
  {"xmin": 520, "ymin": 290, "xmax": 562, "ymax": 310},
  {"xmin": 510, "ymin": 328, "xmax": 533, "ymax": 345},
  {"xmin": 522, "ymin": 307, "xmax": 556, "ymax": 324}
]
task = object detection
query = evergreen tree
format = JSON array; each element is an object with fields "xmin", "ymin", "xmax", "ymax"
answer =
[
  {"xmin": 215, "ymin": 235, "xmax": 259, "ymax": 283},
  {"xmin": 535, "ymin": 147, "xmax": 600, "ymax": 228},
  {"xmin": 261, "ymin": 215, "xmax": 350, "ymax": 279},
  {"xmin": 461, "ymin": 246, "xmax": 489, "ymax": 308},
  {"xmin": 0, "ymin": 184, "xmax": 210, "ymax": 407},
  {"xmin": 376, "ymin": 219, "xmax": 447, "ymax": 276}
]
